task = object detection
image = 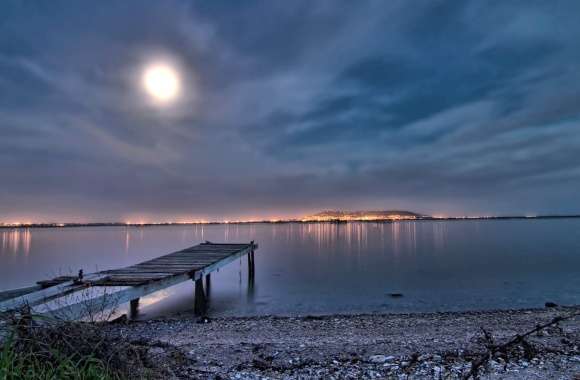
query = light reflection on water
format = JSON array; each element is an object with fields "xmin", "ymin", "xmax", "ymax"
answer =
[
  {"xmin": 1, "ymin": 220, "xmax": 579, "ymax": 319},
  {"xmin": 1, "ymin": 228, "xmax": 31, "ymax": 256}
]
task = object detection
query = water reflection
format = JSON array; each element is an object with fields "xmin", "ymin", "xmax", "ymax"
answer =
[
  {"xmin": 0, "ymin": 222, "xmax": 450, "ymax": 264},
  {"xmin": 1, "ymin": 228, "xmax": 31, "ymax": 256},
  {"xmin": 292, "ymin": 222, "xmax": 423, "ymax": 256},
  {"xmin": 123, "ymin": 227, "xmax": 149, "ymax": 255},
  {"xmin": 1, "ymin": 221, "xmax": 579, "ymax": 318},
  {"xmin": 140, "ymin": 289, "xmax": 172, "ymax": 308},
  {"xmin": 124, "ymin": 228, "xmax": 130, "ymax": 254},
  {"xmin": 432, "ymin": 222, "xmax": 448, "ymax": 252}
]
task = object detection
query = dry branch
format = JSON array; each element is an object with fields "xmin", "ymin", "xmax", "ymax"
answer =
[{"xmin": 463, "ymin": 311, "xmax": 580, "ymax": 379}]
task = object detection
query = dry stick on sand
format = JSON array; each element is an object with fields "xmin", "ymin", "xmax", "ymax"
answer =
[{"xmin": 463, "ymin": 311, "xmax": 580, "ymax": 379}]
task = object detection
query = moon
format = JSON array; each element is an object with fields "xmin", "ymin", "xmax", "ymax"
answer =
[{"xmin": 142, "ymin": 63, "xmax": 180, "ymax": 104}]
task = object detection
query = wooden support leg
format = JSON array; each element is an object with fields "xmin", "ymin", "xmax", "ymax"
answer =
[
  {"xmin": 247, "ymin": 267, "xmax": 255, "ymax": 300},
  {"xmin": 247, "ymin": 250, "xmax": 255, "ymax": 295},
  {"xmin": 205, "ymin": 274, "xmax": 211, "ymax": 299},
  {"xmin": 129, "ymin": 298, "xmax": 139, "ymax": 319},
  {"xmin": 249, "ymin": 250, "xmax": 255, "ymax": 279},
  {"xmin": 194, "ymin": 278, "xmax": 206, "ymax": 316}
]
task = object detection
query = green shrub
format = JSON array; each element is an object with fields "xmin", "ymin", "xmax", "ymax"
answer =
[{"xmin": 1, "ymin": 332, "xmax": 120, "ymax": 380}]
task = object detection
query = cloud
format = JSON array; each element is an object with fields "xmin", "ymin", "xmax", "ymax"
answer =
[{"xmin": 0, "ymin": 1, "xmax": 579, "ymax": 221}]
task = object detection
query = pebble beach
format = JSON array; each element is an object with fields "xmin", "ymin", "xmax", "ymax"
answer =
[{"xmin": 105, "ymin": 306, "xmax": 580, "ymax": 379}]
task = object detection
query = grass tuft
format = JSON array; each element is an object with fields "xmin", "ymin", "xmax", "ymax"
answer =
[
  {"xmin": 0, "ymin": 313, "xmax": 149, "ymax": 380},
  {"xmin": 1, "ymin": 336, "xmax": 119, "ymax": 379}
]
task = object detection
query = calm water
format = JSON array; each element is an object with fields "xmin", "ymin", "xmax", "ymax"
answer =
[{"xmin": 1, "ymin": 220, "xmax": 579, "ymax": 318}]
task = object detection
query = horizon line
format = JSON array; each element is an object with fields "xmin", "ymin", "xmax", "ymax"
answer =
[{"xmin": 2, "ymin": 214, "xmax": 580, "ymax": 228}]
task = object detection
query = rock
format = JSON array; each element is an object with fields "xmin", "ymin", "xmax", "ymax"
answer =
[
  {"xmin": 303, "ymin": 315, "xmax": 324, "ymax": 321},
  {"xmin": 433, "ymin": 366, "xmax": 442, "ymax": 377},
  {"xmin": 252, "ymin": 358, "xmax": 270, "ymax": 370},
  {"xmin": 368, "ymin": 355, "xmax": 396, "ymax": 364},
  {"xmin": 147, "ymin": 346, "xmax": 169, "ymax": 362},
  {"xmin": 197, "ymin": 316, "xmax": 212, "ymax": 323},
  {"xmin": 545, "ymin": 302, "xmax": 558, "ymax": 308}
]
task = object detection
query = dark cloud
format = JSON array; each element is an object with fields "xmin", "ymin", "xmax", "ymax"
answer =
[{"xmin": 1, "ymin": 0, "xmax": 579, "ymax": 222}]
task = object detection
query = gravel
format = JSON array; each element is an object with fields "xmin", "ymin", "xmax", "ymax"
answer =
[{"xmin": 104, "ymin": 306, "xmax": 580, "ymax": 379}]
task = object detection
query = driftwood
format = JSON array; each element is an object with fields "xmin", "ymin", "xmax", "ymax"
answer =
[{"xmin": 464, "ymin": 310, "xmax": 580, "ymax": 379}]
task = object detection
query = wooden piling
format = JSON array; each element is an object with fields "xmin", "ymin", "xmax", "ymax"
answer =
[
  {"xmin": 129, "ymin": 298, "xmax": 139, "ymax": 319},
  {"xmin": 251, "ymin": 250, "xmax": 255, "ymax": 273},
  {"xmin": 194, "ymin": 278, "xmax": 206, "ymax": 315},
  {"xmin": 205, "ymin": 274, "xmax": 211, "ymax": 298},
  {"xmin": 248, "ymin": 247, "xmax": 256, "ymax": 280},
  {"xmin": 247, "ymin": 252, "xmax": 253, "ymax": 277}
]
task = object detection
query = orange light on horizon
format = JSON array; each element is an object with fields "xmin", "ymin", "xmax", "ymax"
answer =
[
  {"xmin": 2, "ymin": 212, "xmax": 428, "ymax": 226},
  {"xmin": 300, "ymin": 214, "xmax": 418, "ymax": 222}
]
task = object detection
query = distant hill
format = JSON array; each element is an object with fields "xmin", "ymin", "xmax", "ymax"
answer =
[{"xmin": 303, "ymin": 210, "xmax": 427, "ymax": 221}]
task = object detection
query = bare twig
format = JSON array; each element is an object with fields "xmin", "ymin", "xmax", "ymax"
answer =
[{"xmin": 463, "ymin": 311, "xmax": 580, "ymax": 379}]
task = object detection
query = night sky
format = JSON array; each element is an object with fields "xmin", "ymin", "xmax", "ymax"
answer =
[{"xmin": 1, "ymin": 1, "xmax": 580, "ymax": 222}]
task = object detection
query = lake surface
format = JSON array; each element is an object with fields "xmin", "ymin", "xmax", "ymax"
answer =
[{"xmin": 1, "ymin": 220, "xmax": 579, "ymax": 319}]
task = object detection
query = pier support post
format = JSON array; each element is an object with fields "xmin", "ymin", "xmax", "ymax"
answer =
[
  {"xmin": 248, "ymin": 246, "xmax": 255, "ymax": 281},
  {"xmin": 247, "ymin": 244, "xmax": 256, "ymax": 296},
  {"xmin": 247, "ymin": 252, "xmax": 253, "ymax": 278},
  {"xmin": 205, "ymin": 274, "xmax": 211, "ymax": 296},
  {"xmin": 247, "ymin": 265, "xmax": 255, "ymax": 300},
  {"xmin": 194, "ymin": 278, "xmax": 207, "ymax": 316},
  {"xmin": 129, "ymin": 298, "xmax": 139, "ymax": 319}
]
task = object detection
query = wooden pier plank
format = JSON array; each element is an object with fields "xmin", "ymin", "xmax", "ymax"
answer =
[
  {"xmin": 36, "ymin": 242, "xmax": 257, "ymax": 319},
  {"xmin": 1, "ymin": 242, "xmax": 257, "ymax": 316}
]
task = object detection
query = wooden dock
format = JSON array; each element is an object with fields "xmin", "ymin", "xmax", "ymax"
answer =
[{"xmin": 0, "ymin": 241, "xmax": 257, "ymax": 319}]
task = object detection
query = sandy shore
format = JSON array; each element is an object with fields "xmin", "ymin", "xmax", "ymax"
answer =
[{"xmin": 105, "ymin": 307, "xmax": 580, "ymax": 379}]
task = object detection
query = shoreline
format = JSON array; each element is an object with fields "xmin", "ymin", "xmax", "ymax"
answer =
[
  {"xmin": 2, "ymin": 214, "xmax": 580, "ymax": 229},
  {"xmin": 105, "ymin": 306, "xmax": 580, "ymax": 379}
]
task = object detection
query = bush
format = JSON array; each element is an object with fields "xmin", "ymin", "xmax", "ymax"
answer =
[
  {"xmin": 1, "ymin": 335, "xmax": 118, "ymax": 380},
  {"xmin": 0, "ymin": 315, "xmax": 147, "ymax": 380}
]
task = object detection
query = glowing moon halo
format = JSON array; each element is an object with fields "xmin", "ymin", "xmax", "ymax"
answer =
[{"xmin": 142, "ymin": 63, "xmax": 180, "ymax": 103}]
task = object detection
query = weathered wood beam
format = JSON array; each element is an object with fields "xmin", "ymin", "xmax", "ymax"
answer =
[
  {"xmin": 192, "ymin": 244, "xmax": 256, "ymax": 280},
  {"xmin": 37, "ymin": 272, "xmax": 193, "ymax": 320},
  {"xmin": 0, "ymin": 274, "xmax": 107, "ymax": 313},
  {"xmin": 0, "ymin": 285, "xmax": 43, "ymax": 302}
]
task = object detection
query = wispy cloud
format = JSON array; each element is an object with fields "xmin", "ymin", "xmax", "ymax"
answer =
[{"xmin": 0, "ymin": 1, "xmax": 579, "ymax": 221}]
